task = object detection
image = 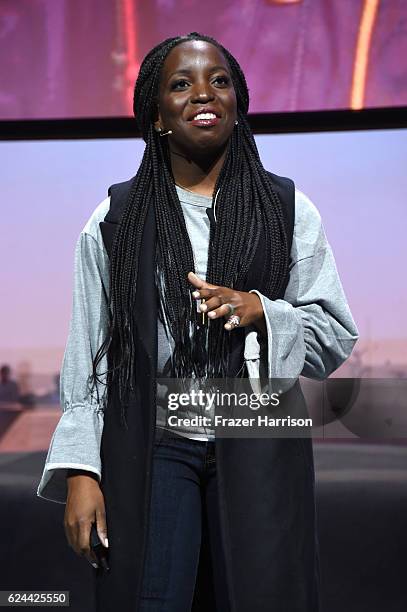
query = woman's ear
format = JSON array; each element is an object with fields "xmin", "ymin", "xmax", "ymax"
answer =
[{"xmin": 153, "ymin": 105, "xmax": 162, "ymax": 133}]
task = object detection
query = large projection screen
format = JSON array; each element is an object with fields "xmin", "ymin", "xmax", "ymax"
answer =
[{"xmin": 1, "ymin": 0, "xmax": 406, "ymax": 120}]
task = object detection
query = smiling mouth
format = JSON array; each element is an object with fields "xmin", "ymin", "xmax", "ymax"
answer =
[{"xmin": 190, "ymin": 112, "xmax": 220, "ymax": 127}]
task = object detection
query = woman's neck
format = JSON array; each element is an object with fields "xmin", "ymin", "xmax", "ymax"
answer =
[{"xmin": 169, "ymin": 147, "xmax": 226, "ymax": 197}]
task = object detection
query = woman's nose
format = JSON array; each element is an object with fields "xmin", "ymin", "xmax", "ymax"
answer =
[{"xmin": 190, "ymin": 85, "xmax": 215, "ymax": 103}]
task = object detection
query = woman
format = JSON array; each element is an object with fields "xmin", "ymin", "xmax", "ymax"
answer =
[{"xmin": 37, "ymin": 33, "xmax": 359, "ymax": 612}]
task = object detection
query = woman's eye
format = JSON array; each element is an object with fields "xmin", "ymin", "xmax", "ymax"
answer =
[
  {"xmin": 213, "ymin": 76, "xmax": 229, "ymax": 86},
  {"xmin": 170, "ymin": 76, "xmax": 230, "ymax": 91},
  {"xmin": 171, "ymin": 80, "xmax": 189, "ymax": 90}
]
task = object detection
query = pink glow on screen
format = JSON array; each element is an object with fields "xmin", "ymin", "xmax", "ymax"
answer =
[{"xmin": 1, "ymin": 0, "xmax": 406, "ymax": 119}]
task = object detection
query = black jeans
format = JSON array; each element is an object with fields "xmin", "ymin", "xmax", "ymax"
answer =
[{"xmin": 139, "ymin": 429, "xmax": 231, "ymax": 611}]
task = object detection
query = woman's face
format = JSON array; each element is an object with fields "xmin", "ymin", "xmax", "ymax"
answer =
[{"xmin": 155, "ymin": 40, "xmax": 237, "ymax": 158}]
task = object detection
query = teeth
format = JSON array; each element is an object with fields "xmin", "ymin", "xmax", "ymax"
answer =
[{"xmin": 194, "ymin": 113, "xmax": 217, "ymax": 120}]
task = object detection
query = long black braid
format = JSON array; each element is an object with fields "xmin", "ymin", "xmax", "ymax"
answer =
[{"xmin": 90, "ymin": 32, "xmax": 289, "ymax": 428}]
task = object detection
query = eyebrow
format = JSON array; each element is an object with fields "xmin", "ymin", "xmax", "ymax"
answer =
[{"xmin": 167, "ymin": 65, "xmax": 230, "ymax": 79}]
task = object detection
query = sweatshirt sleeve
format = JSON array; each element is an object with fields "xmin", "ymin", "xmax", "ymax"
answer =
[
  {"xmin": 250, "ymin": 188, "xmax": 359, "ymax": 382},
  {"xmin": 36, "ymin": 213, "xmax": 110, "ymax": 504}
]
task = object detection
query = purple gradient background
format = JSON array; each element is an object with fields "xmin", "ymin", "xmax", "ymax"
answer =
[{"xmin": 1, "ymin": 129, "xmax": 406, "ymax": 384}]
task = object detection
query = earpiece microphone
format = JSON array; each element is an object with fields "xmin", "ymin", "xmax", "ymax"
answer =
[{"xmin": 159, "ymin": 129, "xmax": 173, "ymax": 137}]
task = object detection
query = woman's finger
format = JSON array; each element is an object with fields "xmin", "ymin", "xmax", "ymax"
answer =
[
  {"xmin": 64, "ymin": 520, "xmax": 75, "ymax": 552},
  {"xmin": 206, "ymin": 303, "xmax": 235, "ymax": 318},
  {"xmin": 187, "ymin": 271, "xmax": 206, "ymax": 288},
  {"xmin": 192, "ymin": 288, "xmax": 214, "ymax": 300},
  {"xmin": 95, "ymin": 507, "xmax": 109, "ymax": 549},
  {"xmin": 77, "ymin": 521, "xmax": 99, "ymax": 567},
  {"xmin": 224, "ymin": 315, "xmax": 241, "ymax": 331},
  {"xmin": 198, "ymin": 296, "xmax": 223, "ymax": 312},
  {"xmin": 188, "ymin": 271, "xmax": 218, "ymax": 291}
]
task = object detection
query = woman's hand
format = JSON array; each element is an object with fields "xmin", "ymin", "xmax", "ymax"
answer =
[
  {"xmin": 188, "ymin": 271, "xmax": 266, "ymax": 335},
  {"xmin": 64, "ymin": 472, "xmax": 108, "ymax": 569}
]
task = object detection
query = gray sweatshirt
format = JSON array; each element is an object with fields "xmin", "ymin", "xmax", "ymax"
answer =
[{"xmin": 36, "ymin": 185, "xmax": 359, "ymax": 504}]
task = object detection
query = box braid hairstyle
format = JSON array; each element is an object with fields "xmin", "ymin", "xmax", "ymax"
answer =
[{"xmin": 91, "ymin": 32, "xmax": 289, "ymax": 429}]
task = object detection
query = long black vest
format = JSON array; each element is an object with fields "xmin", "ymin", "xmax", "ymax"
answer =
[{"xmin": 94, "ymin": 172, "xmax": 321, "ymax": 611}]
